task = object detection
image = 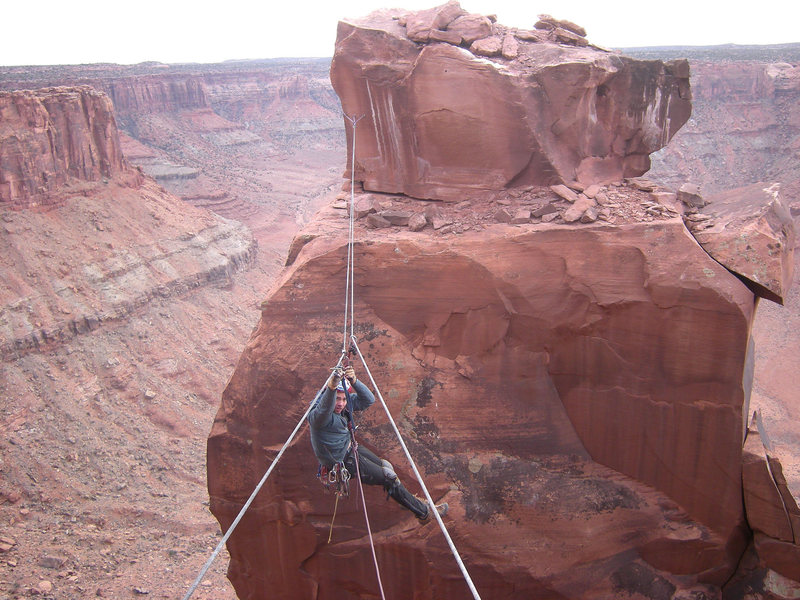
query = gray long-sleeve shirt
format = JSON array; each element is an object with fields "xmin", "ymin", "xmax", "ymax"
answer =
[{"xmin": 308, "ymin": 379, "xmax": 375, "ymax": 467}]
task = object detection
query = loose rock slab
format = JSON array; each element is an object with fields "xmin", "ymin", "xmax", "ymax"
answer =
[{"xmin": 688, "ymin": 182, "xmax": 795, "ymax": 304}]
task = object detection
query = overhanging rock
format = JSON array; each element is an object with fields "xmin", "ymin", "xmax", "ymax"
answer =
[
  {"xmin": 330, "ymin": 2, "xmax": 691, "ymax": 200},
  {"xmin": 685, "ymin": 182, "xmax": 795, "ymax": 305}
]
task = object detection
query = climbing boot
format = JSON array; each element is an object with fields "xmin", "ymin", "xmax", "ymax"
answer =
[{"xmin": 417, "ymin": 502, "xmax": 449, "ymax": 523}]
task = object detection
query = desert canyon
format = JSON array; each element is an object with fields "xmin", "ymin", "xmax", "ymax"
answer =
[{"xmin": 1, "ymin": 2, "xmax": 800, "ymax": 600}]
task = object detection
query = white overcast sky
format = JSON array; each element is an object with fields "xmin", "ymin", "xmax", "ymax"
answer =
[{"xmin": 3, "ymin": 0, "xmax": 799, "ymax": 66}]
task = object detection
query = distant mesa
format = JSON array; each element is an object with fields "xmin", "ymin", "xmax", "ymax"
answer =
[{"xmin": 0, "ymin": 86, "xmax": 139, "ymax": 208}]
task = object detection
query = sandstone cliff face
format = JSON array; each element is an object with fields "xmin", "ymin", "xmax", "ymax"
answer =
[
  {"xmin": 330, "ymin": 4, "xmax": 690, "ymax": 201},
  {"xmin": 201, "ymin": 66, "xmax": 342, "ymax": 148},
  {"xmin": 0, "ymin": 87, "xmax": 257, "ymax": 361},
  {"xmin": 0, "ymin": 61, "xmax": 343, "ymax": 229},
  {"xmin": 0, "ymin": 87, "xmax": 132, "ymax": 208},
  {"xmin": 209, "ymin": 195, "xmax": 779, "ymax": 599},
  {"xmin": 207, "ymin": 4, "xmax": 797, "ymax": 599},
  {"xmin": 104, "ymin": 75, "xmax": 209, "ymax": 113}
]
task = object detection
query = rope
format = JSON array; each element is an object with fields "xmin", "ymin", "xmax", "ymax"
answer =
[
  {"xmin": 327, "ymin": 494, "xmax": 340, "ymax": 544},
  {"xmin": 351, "ymin": 440, "xmax": 388, "ymax": 600},
  {"xmin": 338, "ymin": 115, "xmax": 388, "ymax": 598},
  {"xmin": 342, "ymin": 113, "xmax": 363, "ymax": 354},
  {"xmin": 181, "ymin": 364, "xmax": 345, "ymax": 600},
  {"xmin": 350, "ymin": 336, "xmax": 483, "ymax": 600}
]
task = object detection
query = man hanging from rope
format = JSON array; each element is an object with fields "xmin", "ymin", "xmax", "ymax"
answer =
[{"xmin": 308, "ymin": 364, "xmax": 448, "ymax": 522}]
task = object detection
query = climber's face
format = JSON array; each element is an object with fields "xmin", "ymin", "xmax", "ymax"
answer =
[{"xmin": 334, "ymin": 391, "xmax": 347, "ymax": 414}]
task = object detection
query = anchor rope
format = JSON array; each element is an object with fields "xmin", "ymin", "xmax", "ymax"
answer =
[
  {"xmin": 351, "ymin": 438, "xmax": 388, "ymax": 600},
  {"xmin": 342, "ymin": 113, "xmax": 363, "ymax": 354},
  {"xmin": 350, "ymin": 335, "xmax": 483, "ymax": 600},
  {"xmin": 339, "ymin": 112, "xmax": 387, "ymax": 598},
  {"xmin": 180, "ymin": 368, "xmax": 342, "ymax": 600}
]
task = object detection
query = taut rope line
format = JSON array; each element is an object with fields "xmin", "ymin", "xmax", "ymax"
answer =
[
  {"xmin": 351, "ymin": 438, "xmax": 388, "ymax": 600},
  {"xmin": 341, "ymin": 112, "xmax": 388, "ymax": 599},
  {"xmin": 342, "ymin": 113, "xmax": 364, "ymax": 354},
  {"xmin": 180, "ymin": 361, "xmax": 345, "ymax": 600},
  {"xmin": 350, "ymin": 335, "xmax": 483, "ymax": 600}
]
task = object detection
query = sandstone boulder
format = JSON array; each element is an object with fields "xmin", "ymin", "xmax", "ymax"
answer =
[
  {"xmin": 687, "ymin": 182, "xmax": 795, "ymax": 304},
  {"xmin": 407, "ymin": 212, "xmax": 428, "ymax": 231},
  {"xmin": 353, "ymin": 194, "xmax": 388, "ymax": 218},
  {"xmin": 404, "ymin": 0, "xmax": 465, "ymax": 42},
  {"xmin": 469, "ymin": 36, "xmax": 502, "ymax": 57},
  {"xmin": 330, "ymin": 3, "xmax": 691, "ymax": 201},
  {"xmin": 562, "ymin": 194, "xmax": 595, "ymax": 222},
  {"xmin": 379, "ymin": 209, "xmax": 412, "ymax": 226},
  {"xmin": 446, "ymin": 14, "xmax": 493, "ymax": 44},
  {"xmin": 511, "ymin": 209, "xmax": 531, "ymax": 224},
  {"xmin": 535, "ymin": 14, "xmax": 587, "ymax": 38},
  {"xmin": 532, "ymin": 203, "xmax": 559, "ymax": 218},
  {"xmin": 501, "ymin": 34, "xmax": 519, "ymax": 59},
  {"xmin": 551, "ymin": 184, "xmax": 580, "ymax": 203},
  {"xmin": 366, "ymin": 212, "xmax": 392, "ymax": 228},
  {"xmin": 678, "ymin": 182, "xmax": 705, "ymax": 208}
]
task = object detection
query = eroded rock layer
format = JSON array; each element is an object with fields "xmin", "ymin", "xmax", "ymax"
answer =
[
  {"xmin": 0, "ymin": 86, "xmax": 257, "ymax": 361},
  {"xmin": 0, "ymin": 87, "xmax": 131, "ymax": 208},
  {"xmin": 330, "ymin": 2, "xmax": 691, "ymax": 200}
]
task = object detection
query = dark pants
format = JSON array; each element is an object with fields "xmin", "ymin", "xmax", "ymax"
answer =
[{"xmin": 343, "ymin": 445, "xmax": 428, "ymax": 519}]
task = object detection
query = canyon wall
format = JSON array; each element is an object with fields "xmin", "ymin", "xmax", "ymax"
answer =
[
  {"xmin": 0, "ymin": 86, "xmax": 132, "ymax": 208},
  {"xmin": 104, "ymin": 75, "xmax": 209, "ymax": 113},
  {"xmin": 0, "ymin": 82, "xmax": 265, "ymax": 598},
  {"xmin": 634, "ymin": 46, "xmax": 800, "ymax": 198},
  {"xmin": 0, "ymin": 60, "xmax": 342, "ymax": 150},
  {"xmin": 0, "ymin": 60, "xmax": 344, "ymax": 243},
  {"xmin": 0, "ymin": 86, "xmax": 257, "ymax": 361}
]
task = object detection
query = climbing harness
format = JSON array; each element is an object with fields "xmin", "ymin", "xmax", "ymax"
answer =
[
  {"xmin": 182, "ymin": 114, "xmax": 483, "ymax": 600},
  {"xmin": 322, "ymin": 460, "xmax": 351, "ymax": 544},
  {"xmin": 317, "ymin": 461, "xmax": 351, "ymax": 495}
]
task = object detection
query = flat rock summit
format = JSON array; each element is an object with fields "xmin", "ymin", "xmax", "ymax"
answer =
[{"xmin": 207, "ymin": 3, "xmax": 798, "ymax": 600}]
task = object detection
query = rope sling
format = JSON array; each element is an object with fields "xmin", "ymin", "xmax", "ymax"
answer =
[{"xmin": 182, "ymin": 114, "xmax": 482, "ymax": 600}]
